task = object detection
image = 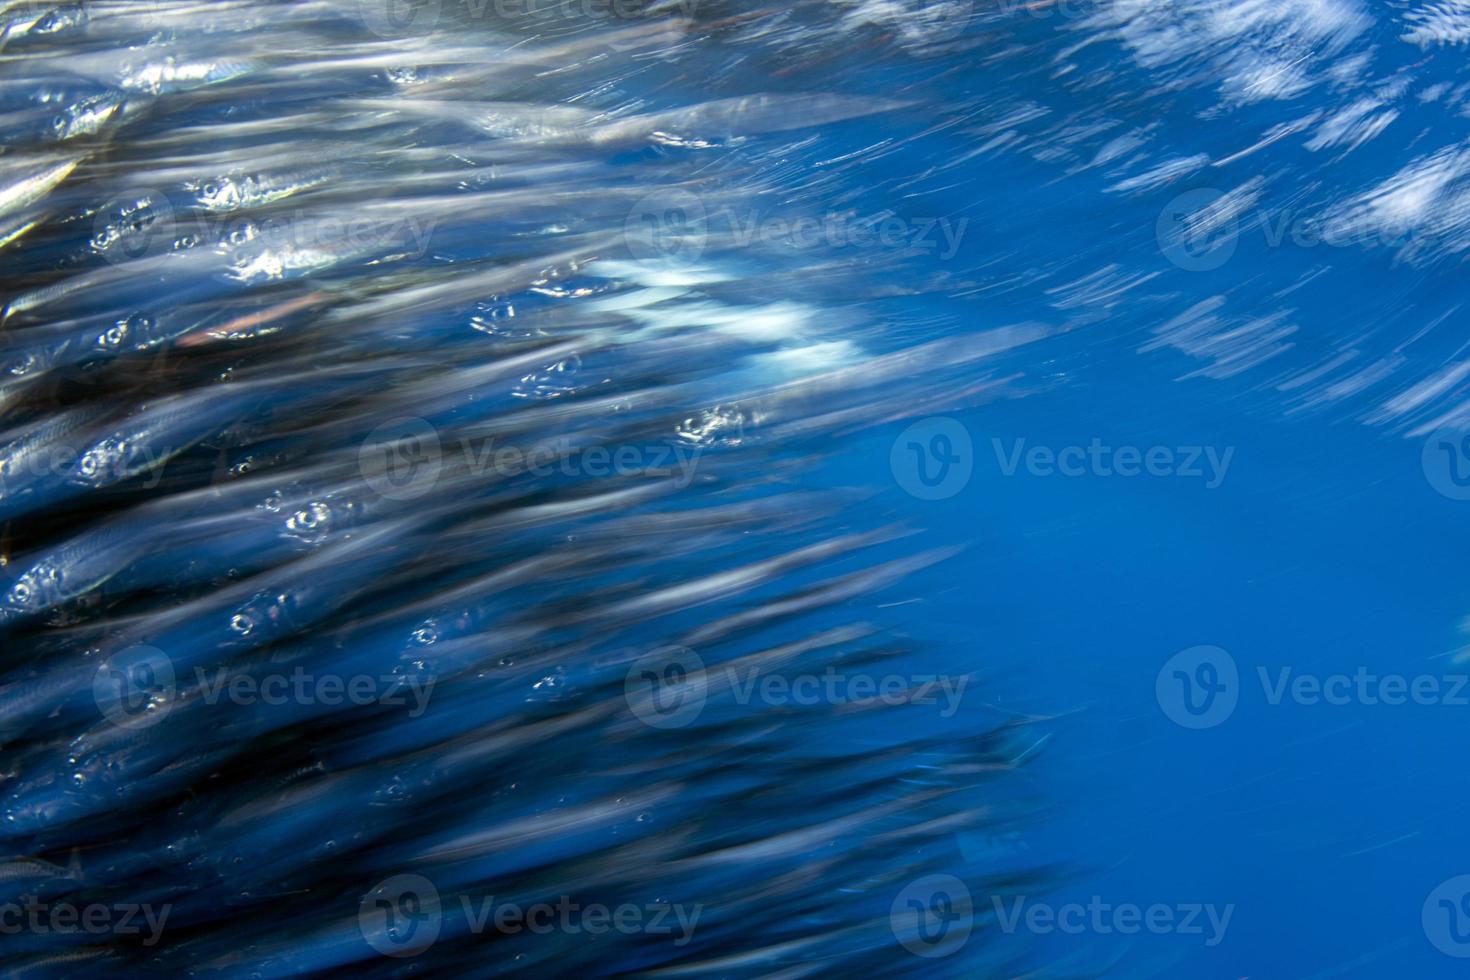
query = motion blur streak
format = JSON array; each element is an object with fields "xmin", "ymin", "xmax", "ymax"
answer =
[{"xmin": 0, "ymin": 1, "xmax": 1049, "ymax": 976}]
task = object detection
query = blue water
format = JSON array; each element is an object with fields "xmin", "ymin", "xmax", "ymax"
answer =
[
  {"xmin": 6, "ymin": 0, "xmax": 1470, "ymax": 974},
  {"xmin": 839, "ymin": 2, "xmax": 1470, "ymax": 973},
  {"xmin": 872, "ymin": 377, "xmax": 1469, "ymax": 975}
]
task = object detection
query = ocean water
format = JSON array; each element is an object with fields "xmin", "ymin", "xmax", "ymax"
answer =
[
  {"xmin": 852, "ymin": 0, "xmax": 1470, "ymax": 974},
  {"xmin": 2, "ymin": 0, "xmax": 1470, "ymax": 976},
  {"xmin": 882, "ymin": 384, "xmax": 1470, "ymax": 976}
]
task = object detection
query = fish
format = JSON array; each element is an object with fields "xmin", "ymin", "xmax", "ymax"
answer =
[{"xmin": 0, "ymin": 2, "xmax": 1045, "ymax": 975}]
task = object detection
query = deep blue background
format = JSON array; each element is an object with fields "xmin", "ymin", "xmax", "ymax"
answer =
[
  {"xmin": 800, "ymin": 5, "xmax": 1470, "ymax": 971},
  {"xmin": 860, "ymin": 365, "xmax": 1470, "ymax": 975}
]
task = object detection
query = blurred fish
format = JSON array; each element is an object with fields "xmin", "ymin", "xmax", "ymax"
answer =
[{"xmin": 0, "ymin": 2, "xmax": 1047, "ymax": 976}]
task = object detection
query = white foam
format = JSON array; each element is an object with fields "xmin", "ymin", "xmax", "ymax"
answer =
[
  {"xmin": 1304, "ymin": 97, "xmax": 1398, "ymax": 153},
  {"xmin": 1099, "ymin": 0, "xmax": 1372, "ymax": 104},
  {"xmin": 1403, "ymin": 1, "xmax": 1470, "ymax": 47},
  {"xmin": 753, "ymin": 341, "xmax": 860, "ymax": 375},
  {"xmin": 1323, "ymin": 143, "xmax": 1470, "ymax": 254},
  {"xmin": 588, "ymin": 259, "xmax": 737, "ymax": 289}
]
